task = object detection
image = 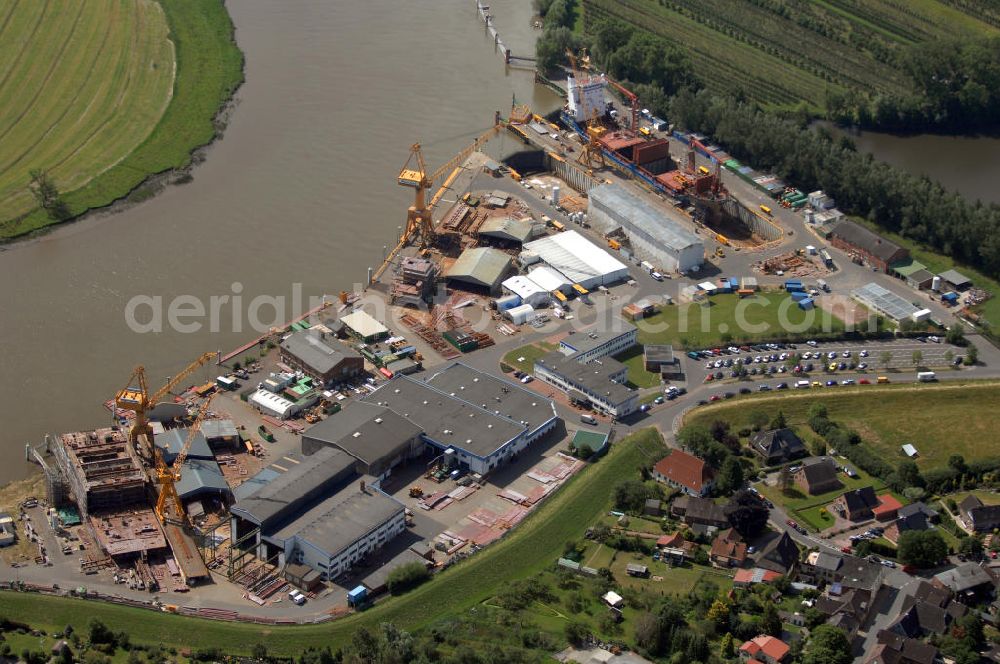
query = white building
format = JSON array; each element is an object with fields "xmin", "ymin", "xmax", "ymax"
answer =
[
  {"xmin": 249, "ymin": 389, "xmax": 296, "ymax": 419},
  {"xmin": 501, "ymin": 275, "xmax": 551, "ymax": 308},
  {"xmin": 567, "ymin": 74, "xmax": 607, "ymax": 123},
  {"xmin": 534, "ymin": 351, "xmax": 638, "ymax": 418},
  {"xmin": 588, "ymin": 183, "xmax": 704, "ymax": 273},
  {"xmin": 522, "ymin": 230, "xmax": 629, "ymax": 290},
  {"xmin": 558, "ymin": 323, "xmax": 638, "ymax": 363},
  {"xmin": 527, "ymin": 265, "xmax": 573, "ymax": 294}
]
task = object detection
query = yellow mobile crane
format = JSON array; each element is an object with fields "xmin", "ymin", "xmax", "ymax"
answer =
[
  {"xmin": 155, "ymin": 395, "xmax": 214, "ymax": 524},
  {"xmin": 115, "ymin": 352, "xmax": 217, "ymax": 463}
]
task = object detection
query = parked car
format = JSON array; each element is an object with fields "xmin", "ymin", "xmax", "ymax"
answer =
[
  {"xmin": 739, "ymin": 387, "xmax": 752, "ymax": 394},
  {"xmin": 859, "ymin": 378, "xmax": 871, "ymax": 384},
  {"xmin": 710, "ymin": 395, "xmax": 722, "ymax": 402},
  {"xmin": 653, "ymin": 396, "xmax": 664, "ymax": 405},
  {"xmin": 640, "ymin": 404, "xmax": 650, "ymax": 412}
]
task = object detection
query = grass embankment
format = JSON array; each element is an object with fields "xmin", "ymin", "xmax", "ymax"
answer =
[
  {"xmin": 580, "ymin": 0, "xmax": 996, "ymax": 112},
  {"xmin": 501, "ymin": 341, "xmax": 556, "ymax": 374},
  {"xmin": 0, "ymin": 0, "xmax": 244, "ymax": 239},
  {"xmin": 635, "ymin": 292, "xmax": 847, "ymax": 349},
  {"xmin": 685, "ymin": 380, "xmax": 1000, "ymax": 472},
  {"xmin": 0, "ymin": 429, "xmax": 668, "ymax": 656}
]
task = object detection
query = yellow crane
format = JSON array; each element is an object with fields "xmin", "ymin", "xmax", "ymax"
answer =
[
  {"xmin": 115, "ymin": 352, "xmax": 217, "ymax": 463},
  {"xmin": 565, "ymin": 49, "xmax": 605, "ymax": 171},
  {"xmin": 155, "ymin": 395, "xmax": 214, "ymax": 524},
  {"xmin": 397, "ymin": 124, "xmax": 503, "ymax": 249}
]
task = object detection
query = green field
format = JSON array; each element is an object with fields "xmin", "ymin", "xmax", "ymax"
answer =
[
  {"xmin": 634, "ymin": 292, "xmax": 848, "ymax": 349},
  {"xmin": 0, "ymin": 0, "xmax": 244, "ymax": 239},
  {"xmin": 0, "ymin": 428, "xmax": 668, "ymax": 656},
  {"xmin": 581, "ymin": 0, "xmax": 997, "ymax": 111},
  {"xmin": 614, "ymin": 346, "xmax": 660, "ymax": 388},
  {"xmin": 686, "ymin": 381, "xmax": 1000, "ymax": 471}
]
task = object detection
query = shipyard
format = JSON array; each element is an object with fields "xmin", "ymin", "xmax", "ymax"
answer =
[
  {"xmin": 5, "ymin": 2, "xmax": 1000, "ymax": 661},
  {"xmin": 4, "ymin": 59, "xmax": 994, "ymax": 627}
]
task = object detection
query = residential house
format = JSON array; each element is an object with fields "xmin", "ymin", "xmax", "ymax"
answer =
[
  {"xmin": 750, "ymin": 429, "xmax": 806, "ymax": 466},
  {"xmin": 933, "ymin": 562, "xmax": 996, "ymax": 604},
  {"xmin": 868, "ymin": 630, "xmax": 939, "ymax": 664},
  {"xmin": 733, "ymin": 568, "xmax": 782, "ymax": 588},
  {"xmin": 653, "ymin": 450, "xmax": 714, "ymax": 497},
  {"xmin": 799, "ymin": 551, "xmax": 846, "ymax": 585},
  {"xmin": 739, "ymin": 635, "xmax": 790, "ymax": 664},
  {"xmin": 889, "ymin": 581, "xmax": 967, "ymax": 638},
  {"xmin": 884, "ymin": 504, "xmax": 934, "ymax": 545},
  {"xmin": 872, "ymin": 494, "xmax": 904, "ymax": 522},
  {"xmin": 756, "ymin": 532, "xmax": 799, "ymax": 575},
  {"xmin": 835, "ymin": 486, "xmax": 880, "ymax": 521},
  {"xmin": 671, "ymin": 495, "xmax": 728, "ymax": 528},
  {"xmin": 794, "ymin": 458, "xmax": 842, "ymax": 496},
  {"xmin": 656, "ymin": 532, "xmax": 685, "ymax": 549},
  {"xmin": 959, "ymin": 494, "xmax": 1000, "ymax": 532},
  {"xmin": 710, "ymin": 528, "xmax": 748, "ymax": 568}
]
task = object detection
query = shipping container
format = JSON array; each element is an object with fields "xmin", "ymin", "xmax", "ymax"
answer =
[{"xmin": 798, "ymin": 297, "xmax": 814, "ymax": 310}]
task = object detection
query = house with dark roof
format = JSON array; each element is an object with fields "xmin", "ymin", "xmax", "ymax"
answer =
[
  {"xmin": 933, "ymin": 562, "xmax": 995, "ymax": 603},
  {"xmin": 801, "ymin": 551, "xmax": 885, "ymax": 592},
  {"xmin": 793, "ymin": 458, "xmax": 842, "ymax": 496},
  {"xmin": 884, "ymin": 503, "xmax": 936, "ymax": 544},
  {"xmin": 868, "ymin": 630, "xmax": 939, "ymax": 664},
  {"xmin": 756, "ymin": 531, "xmax": 799, "ymax": 575},
  {"xmin": 835, "ymin": 486, "xmax": 880, "ymax": 521},
  {"xmin": 671, "ymin": 495, "xmax": 728, "ymax": 528},
  {"xmin": 750, "ymin": 429, "xmax": 806, "ymax": 466},
  {"xmin": 888, "ymin": 582, "xmax": 967, "ymax": 638},
  {"xmin": 959, "ymin": 494, "xmax": 1000, "ymax": 532},
  {"xmin": 653, "ymin": 450, "xmax": 714, "ymax": 497},
  {"xmin": 710, "ymin": 528, "xmax": 747, "ymax": 568},
  {"xmin": 828, "ymin": 219, "xmax": 909, "ymax": 272}
]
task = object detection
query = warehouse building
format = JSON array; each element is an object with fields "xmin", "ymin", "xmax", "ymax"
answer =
[
  {"xmin": 527, "ymin": 265, "xmax": 573, "ymax": 294},
  {"xmin": 362, "ymin": 363, "xmax": 559, "ymax": 475},
  {"xmin": 477, "ymin": 217, "xmax": 536, "ymax": 244},
  {"xmin": 827, "ymin": 220, "xmax": 908, "ymax": 272},
  {"xmin": 301, "ymin": 402, "xmax": 424, "ymax": 479},
  {"xmin": 522, "ymin": 230, "xmax": 629, "ymax": 290},
  {"xmin": 852, "ymin": 283, "xmax": 921, "ymax": 322},
  {"xmin": 938, "ymin": 269, "xmax": 972, "ymax": 291},
  {"xmin": 341, "ymin": 310, "xmax": 389, "ymax": 343},
  {"xmin": 535, "ymin": 351, "xmax": 637, "ymax": 417},
  {"xmin": 501, "ymin": 275, "xmax": 552, "ymax": 308},
  {"xmin": 445, "ymin": 247, "xmax": 514, "ymax": 294},
  {"xmin": 280, "ymin": 329, "xmax": 364, "ymax": 385},
  {"xmin": 558, "ymin": 323, "xmax": 637, "ymax": 363},
  {"xmin": 230, "ymin": 447, "xmax": 406, "ymax": 581},
  {"xmin": 587, "ymin": 183, "xmax": 704, "ymax": 273}
]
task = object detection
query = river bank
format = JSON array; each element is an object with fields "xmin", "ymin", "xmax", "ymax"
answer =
[{"xmin": 0, "ymin": 0, "xmax": 245, "ymax": 242}]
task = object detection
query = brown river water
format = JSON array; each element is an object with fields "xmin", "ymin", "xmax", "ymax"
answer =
[{"xmin": 0, "ymin": 0, "xmax": 560, "ymax": 483}]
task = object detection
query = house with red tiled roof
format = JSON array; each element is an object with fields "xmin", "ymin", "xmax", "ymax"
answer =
[
  {"xmin": 656, "ymin": 532, "xmax": 685, "ymax": 548},
  {"xmin": 653, "ymin": 450, "xmax": 714, "ymax": 496},
  {"xmin": 872, "ymin": 494, "xmax": 903, "ymax": 522},
  {"xmin": 739, "ymin": 635, "xmax": 790, "ymax": 664},
  {"xmin": 710, "ymin": 528, "xmax": 747, "ymax": 568},
  {"xmin": 733, "ymin": 568, "xmax": 782, "ymax": 588}
]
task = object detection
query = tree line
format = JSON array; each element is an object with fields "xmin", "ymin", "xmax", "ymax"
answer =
[{"xmin": 827, "ymin": 36, "xmax": 1000, "ymax": 132}]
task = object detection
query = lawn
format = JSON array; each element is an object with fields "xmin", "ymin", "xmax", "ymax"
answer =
[
  {"xmin": 0, "ymin": 0, "xmax": 174, "ymax": 221},
  {"xmin": 1, "ymin": 0, "xmax": 244, "ymax": 239},
  {"xmin": 501, "ymin": 341, "xmax": 556, "ymax": 374},
  {"xmin": 851, "ymin": 215, "xmax": 1000, "ymax": 329},
  {"xmin": 614, "ymin": 347, "xmax": 661, "ymax": 388},
  {"xmin": 686, "ymin": 380, "xmax": 1000, "ymax": 471},
  {"xmin": 611, "ymin": 555, "xmax": 713, "ymax": 594},
  {"xmin": 757, "ymin": 467, "xmax": 886, "ymax": 514},
  {"xmin": 634, "ymin": 292, "xmax": 847, "ymax": 350},
  {"xmin": 797, "ymin": 504, "xmax": 835, "ymax": 531},
  {"xmin": 0, "ymin": 428, "xmax": 668, "ymax": 656}
]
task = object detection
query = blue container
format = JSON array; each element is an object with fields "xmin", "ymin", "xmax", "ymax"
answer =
[
  {"xmin": 791, "ymin": 291, "xmax": 809, "ymax": 301},
  {"xmin": 798, "ymin": 298, "xmax": 814, "ymax": 310}
]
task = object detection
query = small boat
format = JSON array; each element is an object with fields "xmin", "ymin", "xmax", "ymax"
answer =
[{"xmin": 258, "ymin": 425, "xmax": 275, "ymax": 442}]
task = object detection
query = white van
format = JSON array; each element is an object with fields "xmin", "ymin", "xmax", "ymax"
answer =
[
  {"xmin": 580, "ymin": 414, "xmax": 598, "ymax": 426},
  {"xmin": 917, "ymin": 371, "xmax": 937, "ymax": 382},
  {"xmin": 651, "ymin": 271, "xmax": 664, "ymax": 282},
  {"xmin": 796, "ymin": 380, "xmax": 811, "ymax": 389},
  {"xmin": 289, "ymin": 590, "xmax": 306, "ymax": 605}
]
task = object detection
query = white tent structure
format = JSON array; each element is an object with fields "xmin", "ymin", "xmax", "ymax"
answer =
[{"xmin": 522, "ymin": 230, "xmax": 628, "ymax": 290}]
